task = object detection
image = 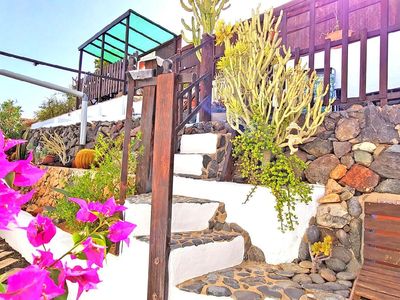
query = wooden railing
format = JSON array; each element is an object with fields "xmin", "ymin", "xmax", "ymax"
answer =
[
  {"xmin": 276, "ymin": 0, "xmax": 400, "ymax": 107},
  {"xmin": 81, "ymin": 60, "xmax": 127, "ymax": 104}
]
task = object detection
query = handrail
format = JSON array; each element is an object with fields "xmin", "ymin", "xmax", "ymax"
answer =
[
  {"xmin": 173, "ymin": 37, "xmax": 214, "ymax": 63},
  {"xmin": 0, "ymin": 69, "xmax": 89, "ymax": 146},
  {"xmin": 177, "ymin": 72, "xmax": 210, "ymax": 98},
  {"xmin": 175, "ymin": 95, "xmax": 210, "ymax": 134}
]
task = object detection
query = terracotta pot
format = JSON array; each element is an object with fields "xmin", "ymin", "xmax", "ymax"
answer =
[
  {"xmin": 41, "ymin": 154, "xmax": 56, "ymax": 165},
  {"xmin": 325, "ymin": 29, "xmax": 354, "ymax": 49}
]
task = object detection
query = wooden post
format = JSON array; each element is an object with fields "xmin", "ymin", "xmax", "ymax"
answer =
[
  {"xmin": 359, "ymin": 29, "xmax": 368, "ymax": 103},
  {"xmin": 123, "ymin": 14, "xmax": 131, "ymax": 94},
  {"xmin": 379, "ymin": 0, "xmax": 389, "ymax": 106},
  {"xmin": 99, "ymin": 33, "xmax": 105, "ymax": 102},
  {"xmin": 199, "ymin": 34, "xmax": 214, "ymax": 122},
  {"xmin": 147, "ymin": 68, "xmax": 176, "ymax": 300},
  {"xmin": 323, "ymin": 39, "xmax": 331, "ymax": 106},
  {"xmin": 136, "ymin": 59, "xmax": 158, "ymax": 194},
  {"xmin": 76, "ymin": 50, "xmax": 83, "ymax": 109},
  {"xmin": 308, "ymin": 0, "xmax": 316, "ymax": 71},
  {"xmin": 340, "ymin": 0, "xmax": 349, "ymax": 103},
  {"xmin": 119, "ymin": 56, "xmax": 137, "ymax": 204}
]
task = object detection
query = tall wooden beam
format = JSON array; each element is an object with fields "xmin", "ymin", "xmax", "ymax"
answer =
[
  {"xmin": 308, "ymin": 0, "xmax": 316, "ymax": 71},
  {"xmin": 359, "ymin": 29, "xmax": 368, "ymax": 102},
  {"xmin": 76, "ymin": 50, "xmax": 83, "ymax": 109},
  {"xmin": 136, "ymin": 59, "xmax": 158, "ymax": 194},
  {"xmin": 340, "ymin": 0, "xmax": 349, "ymax": 103},
  {"xmin": 147, "ymin": 70, "xmax": 176, "ymax": 300},
  {"xmin": 323, "ymin": 39, "xmax": 331, "ymax": 105},
  {"xmin": 379, "ymin": 0, "xmax": 389, "ymax": 106},
  {"xmin": 99, "ymin": 33, "xmax": 105, "ymax": 101},
  {"xmin": 123, "ymin": 14, "xmax": 131, "ymax": 94},
  {"xmin": 199, "ymin": 34, "xmax": 214, "ymax": 122},
  {"xmin": 119, "ymin": 56, "xmax": 137, "ymax": 204}
]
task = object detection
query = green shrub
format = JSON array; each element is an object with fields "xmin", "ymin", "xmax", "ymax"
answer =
[
  {"xmin": 233, "ymin": 116, "xmax": 312, "ymax": 232},
  {"xmin": 34, "ymin": 94, "xmax": 75, "ymax": 121},
  {"xmin": 50, "ymin": 133, "xmax": 141, "ymax": 231},
  {"xmin": 0, "ymin": 99, "xmax": 24, "ymax": 139}
]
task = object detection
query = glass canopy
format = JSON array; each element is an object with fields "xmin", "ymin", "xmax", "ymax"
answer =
[{"xmin": 79, "ymin": 9, "xmax": 177, "ymax": 63}]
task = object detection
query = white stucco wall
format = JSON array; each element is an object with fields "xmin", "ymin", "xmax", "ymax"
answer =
[{"xmin": 173, "ymin": 176, "xmax": 325, "ymax": 265}]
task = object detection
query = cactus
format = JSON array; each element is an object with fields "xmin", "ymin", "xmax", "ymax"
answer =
[
  {"xmin": 41, "ymin": 132, "xmax": 69, "ymax": 165},
  {"xmin": 180, "ymin": 0, "xmax": 231, "ymax": 60},
  {"xmin": 74, "ymin": 149, "xmax": 96, "ymax": 169},
  {"xmin": 216, "ymin": 9, "xmax": 333, "ymax": 154},
  {"xmin": 14, "ymin": 129, "xmax": 30, "ymax": 160}
]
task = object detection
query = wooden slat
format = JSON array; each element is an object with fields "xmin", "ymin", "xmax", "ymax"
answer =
[
  {"xmin": 363, "ymin": 262, "xmax": 400, "ymax": 278},
  {"xmin": 364, "ymin": 231, "xmax": 400, "ymax": 251},
  {"xmin": 360, "ymin": 269, "xmax": 400, "ymax": 284},
  {"xmin": 0, "ymin": 251, "xmax": 12, "ymax": 259},
  {"xmin": 294, "ymin": 47, "xmax": 300, "ymax": 65},
  {"xmin": 308, "ymin": 0, "xmax": 316, "ymax": 71},
  {"xmin": 147, "ymin": 72, "xmax": 177, "ymax": 300},
  {"xmin": 364, "ymin": 215, "xmax": 400, "ymax": 233},
  {"xmin": 357, "ymin": 276, "xmax": 400, "ymax": 297},
  {"xmin": 365, "ymin": 202, "xmax": 400, "ymax": 218},
  {"xmin": 379, "ymin": 0, "xmax": 389, "ymax": 106},
  {"xmin": 359, "ymin": 28, "xmax": 368, "ymax": 101},
  {"xmin": 340, "ymin": 0, "xmax": 349, "ymax": 103},
  {"xmin": 354, "ymin": 285, "xmax": 399, "ymax": 300},
  {"xmin": 364, "ymin": 245, "xmax": 400, "ymax": 267},
  {"xmin": 0, "ymin": 268, "xmax": 22, "ymax": 283},
  {"xmin": 199, "ymin": 35, "xmax": 214, "ymax": 122},
  {"xmin": 323, "ymin": 38, "xmax": 331, "ymax": 105},
  {"xmin": 358, "ymin": 272, "xmax": 400, "ymax": 292}
]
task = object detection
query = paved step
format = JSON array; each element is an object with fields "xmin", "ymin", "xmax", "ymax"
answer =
[
  {"xmin": 0, "ymin": 238, "xmax": 29, "ymax": 283},
  {"xmin": 135, "ymin": 229, "xmax": 244, "ymax": 286},
  {"xmin": 126, "ymin": 193, "xmax": 225, "ymax": 237},
  {"xmin": 174, "ymin": 153, "xmax": 205, "ymax": 177},
  {"xmin": 180, "ymin": 133, "xmax": 219, "ymax": 154},
  {"xmin": 178, "ymin": 261, "xmax": 351, "ymax": 299}
]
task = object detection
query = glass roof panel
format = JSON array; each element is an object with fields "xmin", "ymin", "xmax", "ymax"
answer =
[{"xmin": 80, "ymin": 10, "xmax": 176, "ymax": 64}]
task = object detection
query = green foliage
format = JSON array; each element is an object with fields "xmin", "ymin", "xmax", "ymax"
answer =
[
  {"xmin": 34, "ymin": 94, "xmax": 75, "ymax": 121},
  {"xmin": 311, "ymin": 235, "xmax": 333, "ymax": 257},
  {"xmin": 233, "ymin": 117, "xmax": 312, "ymax": 232},
  {"xmin": 50, "ymin": 133, "xmax": 141, "ymax": 231},
  {"xmin": 0, "ymin": 99, "xmax": 24, "ymax": 139}
]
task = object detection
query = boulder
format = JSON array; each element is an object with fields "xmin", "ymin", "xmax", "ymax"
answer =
[
  {"xmin": 335, "ymin": 230, "xmax": 351, "ymax": 247},
  {"xmin": 310, "ymin": 273, "xmax": 325, "ymax": 284},
  {"xmin": 305, "ymin": 154, "xmax": 340, "ymax": 184},
  {"xmin": 375, "ymin": 179, "xmax": 400, "ymax": 194},
  {"xmin": 292, "ymin": 274, "xmax": 312, "ymax": 285},
  {"xmin": 320, "ymin": 268, "xmax": 337, "ymax": 282},
  {"xmin": 301, "ymin": 138, "xmax": 333, "ymax": 157},
  {"xmin": 340, "ymin": 154, "xmax": 354, "ymax": 169},
  {"xmin": 370, "ymin": 146, "xmax": 400, "ymax": 179},
  {"xmin": 330, "ymin": 164, "xmax": 347, "ymax": 180},
  {"xmin": 353, "ymin": 150, "xmax": 373, "ymax": 166},
  {"xmin": 352, "ymin": 142, "xmax": 377, "ymax": 153},
  {"xmin": 336, "ymin": 271, "xmax": 357, "ymax": 281},
  {"xmin": 325, "ymin": 258, "xmax": 347, "ymax": 272},
  {"xmin": 326, "ymin": 179, "xmax": 345, "ymax": 194},
  {"xmin": 339, "ymin": 164, "xmax": 380, "ymax": 192},
  {"xmin": 306, "ymin": 226, "xmax": 321, "ymax": 244},
  {"xmin": 349, "ymin": 219, "xmax": 362, "ymax": 260},
  {"xmin": 319, "ymin": 194, "xmax": 341, "ymax": 204},
  {"xmin": 331, "ymin": 246, "xmax": 352, "ymax": 264},
  {"xmin": 316, "ymin": 203, "xmax": 351, "ymax": 228},
  {"xmin": 333, "ymin": 142, "xmax": 352, "ymax": 158},
  {"xmin": 360, "ymin": 104, "xmax": 399, "ymax": 144},
  {"xmin": 335, "ymin": 118, "xmax": 360, "ymax": 141},
  {"xmin": 347, "ymin": 197, "xmax": 362, "ymax": 218}
]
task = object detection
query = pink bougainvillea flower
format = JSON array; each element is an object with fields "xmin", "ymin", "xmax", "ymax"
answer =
[
  {"xmin": 107, "ymin": 220, "xmax": 136, "ymax": 246},
  {"xmin": 4, "ymin": 139, "xmax": 26, "ymax": 152},
  {"xmin": 33, "ymin": 250, "xmax": 66, "ymax": 286},
  {"xmin": 69, "ymin": 198, "xmax": 98, "ymax": 223},
  {"xmin": 27, "ymin": 215, "xmax": 56, "ymax": 247},
  {"xmin": 0, "ymin": 265, "xmax": 64, "ymax": 300},
  {"xmin": 12, "ymin": 152, "xmax": 45, "ymax": 187},
  {"xmin": 0, "ymin": 184, "xmax": 35, "ymax": 229},
  {"xmin": 82, "ymin": 237, "xmax": 105, "ymax": 268},
  {"xmin": 100, "ymin": 197, "xmax": 126, "ymax": 217},
  {"xmin": 65, "ymin": 265, "xmax": 101, "ymax": 299}
]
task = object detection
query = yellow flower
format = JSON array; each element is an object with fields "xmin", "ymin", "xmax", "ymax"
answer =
[{"xmin": 215, "ymin": 20, "xmax": 235, "ymax": 46}]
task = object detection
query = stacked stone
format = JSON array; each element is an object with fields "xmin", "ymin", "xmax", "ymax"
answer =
[
  {"xmin": 27, "ymin": 119, "xmax": 141, "ymax": 161},
  {"xmin": 183, "ymin": 121, "xmax": 231, "ymax": 134},
  {"xmin": 200, "ymin": 134, "xmax": 231, "ymax": 179},
  {"xmin": 296, "ymin": 103, "xmax": 400, "ymax": 297}
]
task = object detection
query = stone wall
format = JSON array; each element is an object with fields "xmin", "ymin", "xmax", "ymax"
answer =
[
  {"xmin": 295, "ymin": 103, "xmax": 400, "ymax": 288},
  {"xmin": 25, "ymin": 166, "xmax": 88, "ymax": 214},
  {"xmin": 27, "ymin": 119, "xmax": 141, "ymax": 163}
]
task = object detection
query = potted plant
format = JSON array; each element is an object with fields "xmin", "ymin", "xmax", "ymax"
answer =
[
  {"xmin": 40, "ymin": 132, "xmax": 70, "ymax": 166},
  {"xmin": 324, "ymin": 11, "xmax": 353, "ymax": 43}
]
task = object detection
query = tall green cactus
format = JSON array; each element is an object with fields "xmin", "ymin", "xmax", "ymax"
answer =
[{"xmin": 180, "ymin": 0, "xmax": 230, "ymax": 60}]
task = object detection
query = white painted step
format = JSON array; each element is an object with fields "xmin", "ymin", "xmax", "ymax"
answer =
[
  {"xmin": 174, "ymin": 153, "xmax": 204, "ymax": 177},
  {"xmin": 1, "ymin": 212, "xmax": 244, "ymax": 300},
  {"xmin": 180, "ymin": 133, "xmax": 219, "ymax": 154},
  {"xmin": 125, "ymin": 194, "xmax": 221, "ymax": 236}
]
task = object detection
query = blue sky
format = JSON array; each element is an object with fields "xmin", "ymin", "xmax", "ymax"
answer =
[{"xmin": 0, "ymin": 0, "xmax": 287, "ymax": 118}]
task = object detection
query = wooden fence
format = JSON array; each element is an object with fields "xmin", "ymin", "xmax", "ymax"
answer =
[{"xmin": 275, "ymin": 0, "xmax": 400, "ymax": 107}]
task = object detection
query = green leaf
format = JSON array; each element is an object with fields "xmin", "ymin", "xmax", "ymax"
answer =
[
  {"xmin": 0, "ymin": 282, "xmax": 6, "ymax": 293},
  {"xmin": 72, "ymin": 232, "xmax": 85, "ymax": 245},
  {"xmin": 4, "ymin": 172, "xmax": 15, "ymax": 187},
  {"xmin": 52, "ymin": 187, "xmax": 71, "ymax": 197}
]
